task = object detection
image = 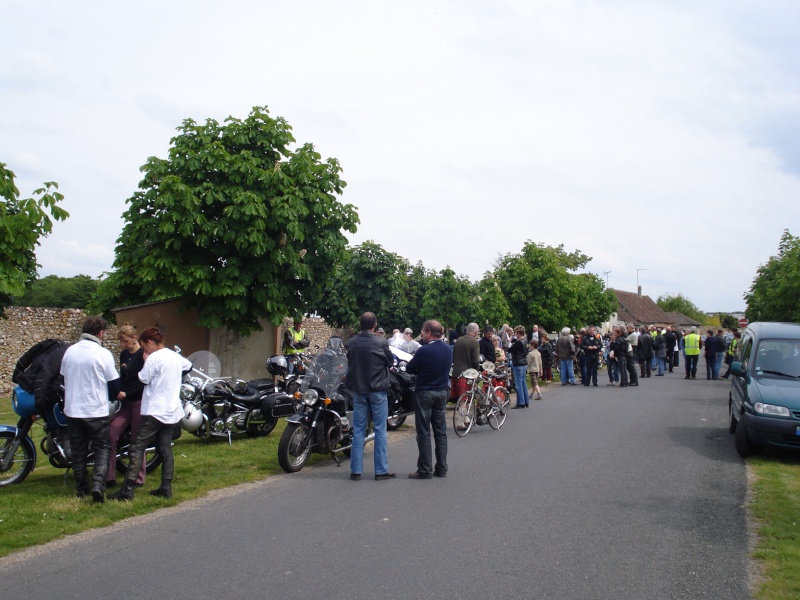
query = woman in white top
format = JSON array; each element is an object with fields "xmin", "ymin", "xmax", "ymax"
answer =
[{"xmin": 110, "ymin": 327, "xmax": 191, "ymax": 501}]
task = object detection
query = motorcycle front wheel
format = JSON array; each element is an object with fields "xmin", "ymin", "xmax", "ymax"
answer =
[
  {"xmin": 278, "ymin": 423, "xmax": 312, "ymax": 473},
  {"xmin": 0, "ymin": 432, "xmax": 36, "ymax": 486},
  {"xmin": 115, "ymin": 444, "xmax": 163, "ymax": 477}
]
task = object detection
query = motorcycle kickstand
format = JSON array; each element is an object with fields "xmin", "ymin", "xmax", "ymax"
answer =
[{"xmin": 330, "ymin": 452, "xmax": 341, "ymax": 466}]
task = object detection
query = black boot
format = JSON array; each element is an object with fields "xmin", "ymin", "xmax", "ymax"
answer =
[
  {"xmin": 91, "ymin": 480, "xmax": 105, "ymax": 503},
  {"xmin": 149, "ymin": 480, "xmax": 172, "ymax": 499},
  {"xmin": 109, "ymin": 479, "xmax": 135, "ymax": 501}
]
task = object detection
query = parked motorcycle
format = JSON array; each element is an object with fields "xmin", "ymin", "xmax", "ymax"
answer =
[
  {"xmin": 180, "ymin": 351, "xmax": 280, "ymax": 444},
  {"xmin": 0, "ymin": 388, "xmax": 164, "ymax": 486},
  {"xmin": 277, "ymin": 337, "xmax": 373, "ymax": 473},
  {"xmin": 386, "ymin": 336, "xmax": 416, "ymax": 430}
]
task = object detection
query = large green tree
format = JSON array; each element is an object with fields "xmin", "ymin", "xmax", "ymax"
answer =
[
  {"xmin": 18, "ymin": 274, "xmax": 98, "ymax": 309},
  {"xmin": 657, "ymin": 292, "xmax": 707, "ymax": 324},
  {"xmin": 90, "ymin": 106, "xmax": 358, "ymax": 335},
  {"xmin": 745, "ymin": 229, "xmax": 800, "ymax": 323},
  {"xmin": 474, "ymin": 272, "xmax": 512, "ymax": 328},
  {"xmin": 495, "ymin": 241, "xmax": 610, "ymax": 331},
  {"xmin": 0, "ymin": 163, "xmax": 69, "ymax": 314},
  {"xmin": 421, "ymin": 266, "xmax": 475, "ymax": 333},
  {"xmin": 319, "ymin": 241, "xmax": 408, "ymax": 330}
]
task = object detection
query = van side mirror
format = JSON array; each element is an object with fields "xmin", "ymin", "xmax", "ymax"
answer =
[{"xmin": 729, "ymin": 360, "xmax": 746, "ymax": 378}]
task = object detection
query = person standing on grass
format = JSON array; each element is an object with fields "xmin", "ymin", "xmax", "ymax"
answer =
[
  {"xmin": 110, "ymin": 327, "xmax": 191, "ymax": 501},
  {"xmin": 405, "ymin": 320, "xmax": 452, "ymax": 480}
]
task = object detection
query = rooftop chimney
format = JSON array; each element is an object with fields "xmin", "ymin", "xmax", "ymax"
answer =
[{"xmin": 638, "ymin": 285, "xmax": 642, "ymax": 297}]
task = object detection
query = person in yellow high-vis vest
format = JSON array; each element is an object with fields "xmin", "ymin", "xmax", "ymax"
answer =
[
  {"xmin": 283, "ymin": 319, "xmax": 310, "ymax": 373},
  {"xmin": 683, "ymin": 327, "xmax": 702, "ymax": 379},
  {"xmin": 722, "ymin": 331, "xmax": 741, "ymax": 379}
]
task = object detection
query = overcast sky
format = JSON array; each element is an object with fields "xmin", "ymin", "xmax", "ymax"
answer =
[{"xmin": 3, "ymin": 1, "xmax": 799, "ymax": 313}]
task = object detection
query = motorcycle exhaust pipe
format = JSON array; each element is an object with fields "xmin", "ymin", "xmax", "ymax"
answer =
[{"xmin": 332, "ymin": 431, "xmax": 376, "ymax": 454}]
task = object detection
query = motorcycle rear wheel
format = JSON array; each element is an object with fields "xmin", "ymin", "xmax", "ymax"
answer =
[
  {"xmin": 115, "ymin": 445, "xmax": 163, "ymax": 477},
  {"xmin": 278, "ymin": 423, "xmax": 312, "ymax": 473},
  {"xmin": 0, "ymin": 431, "xmax": 35, "ymax": 486},
  {"xmin": 386, "ymin": 414, "xmax": 406, "ymax": 431},
  {"xmin": 246, "ymin": 418, "xmax": 278, "ymax": 437}
]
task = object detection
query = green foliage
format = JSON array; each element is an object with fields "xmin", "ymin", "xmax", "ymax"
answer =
[
  {"xmin": 474, "ymin": 272, "xmax": 512, "ymax": 327},
  {"xmin": 421, "ymin": 266, "xmax": 476, "ymax": 332},
  {"xmin": 657, "ymin": 292, "xmax": 707, "ymax": 324},
  {"xmin": 395, "ymin": 261, "xmax": 435, "ymax": 332},
  {"xmin": 89, "ymin": 107, "xmax": 358, "ymax": 335},
  {"xmin": 720, "ymin": 314, "xmax": 737, "ymax": 329},
  {"xmin": 0, "ymin": 163, "xmax": 69, "ymax": 314},
  {"xmin": 17, "ymin": 274, "xmax": 99, "ymax": 309},
  {"xmin": 745, "ymin": 230, "xmax": 800, "ymax": 323},
  {"xmin": 320, "ymin": 241, "xmax": 408, "ymax": 330},
  {"xmin": 494, "ymin": 241, "xmax": 608, "ymax": 331}
]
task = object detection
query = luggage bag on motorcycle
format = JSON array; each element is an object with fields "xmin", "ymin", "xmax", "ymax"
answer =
[{"xmin": 261, "ymin": 391, "xmax": 297, "ymax": 417}]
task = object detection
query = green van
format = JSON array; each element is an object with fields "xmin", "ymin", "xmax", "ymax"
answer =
[{"xmin": 728, "ymin": 322, "xmax": 800, "ymax": 458}]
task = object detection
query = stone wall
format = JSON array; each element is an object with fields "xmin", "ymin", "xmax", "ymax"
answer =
[
  {"xmin": 0, "ymin": 309, "xmax": 347, "ymax": 398},
  {"xmin": 0, "ymin": 307, "xmax": 120, "ymax": 398}
]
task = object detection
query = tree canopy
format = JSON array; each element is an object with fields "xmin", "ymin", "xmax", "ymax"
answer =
[
  {"xmin": 17, "ymin": 274, "xmax": 98, "ymax": 309},
  {"xmin": 90, "ymin": 106, "xmax": 358, "ymax": 336},
  {"xmin": 0, "ymin": 163, "xmax": 69, "ymax": 315},
  {"xmin": 494, "ymin": 242, "xmax": 612, "ymax": 332},
  {"xmin": 657, "ymin": 292, "xmax": 707, "ymax": 324},
  {"xmin": 745, "ymin": 229, "xmax": 800, "ymax": 323}
]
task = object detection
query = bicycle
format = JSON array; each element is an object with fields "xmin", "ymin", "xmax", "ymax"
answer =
[{"xmin": 453, "ymin": 364, "xmax": 510, "ymax": 437}]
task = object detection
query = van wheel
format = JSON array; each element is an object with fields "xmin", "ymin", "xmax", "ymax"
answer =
[
  {"xmin": 728, "ymin": 397, "xmax": 737, "ymax": 434},
  {"xmin": 734, "ymin": 416, "xmax": 753, "ymax": 458}
]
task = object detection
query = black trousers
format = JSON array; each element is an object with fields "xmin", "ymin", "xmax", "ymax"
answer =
[
  {"xmin": 127, "ymin": 415, "xmax": 175, "ymax": 483},
  {"xmin": 67, "ymin": 416, "xmax": 110, "ymax": 493}
]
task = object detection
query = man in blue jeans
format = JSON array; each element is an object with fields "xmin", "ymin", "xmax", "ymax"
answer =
[
  {"xmin": 346, "ymin": 312, "xmax": 395, "ymax": 481},
  {"xmin": 405, "ymin": 319, "xmax": 452, "ymax": 479}
]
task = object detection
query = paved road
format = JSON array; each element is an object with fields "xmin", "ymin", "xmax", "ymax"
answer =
[{"xmin": 1, "ymin": 373, "xmax": 752, "ymax": 600}]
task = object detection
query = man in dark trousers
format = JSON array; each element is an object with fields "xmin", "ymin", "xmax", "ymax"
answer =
[
  {"xmin": 405, "ymin": 320, "xmax": 452, "ymax": 479},
  {"xmin": 664, "ymin": 326, "xmax": 678, "ymax": 373},
  {"xmin": 346, "ymin": 312, "xmax": 395, "ymax": 481}
]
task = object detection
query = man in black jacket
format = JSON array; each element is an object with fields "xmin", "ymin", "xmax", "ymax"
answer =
[
  {"xmin": 664, "ymin": 326, "xmax": 678, "ymax": 373},
  {"xmin": 346, "ymin": 312, "xmax": 395, "ymax": 481},
  {"xmin": 637, "ymin": 327, "xmax": 653, "ymax": 378},
  {"xmin": 478, "ymin": 327, "xmax": 495, "ymax": 365}
]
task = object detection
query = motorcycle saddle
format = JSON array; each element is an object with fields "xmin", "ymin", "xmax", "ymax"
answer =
[{"xmin": 232, "ymin": 386, "xmax": 262, "ymax": 405}]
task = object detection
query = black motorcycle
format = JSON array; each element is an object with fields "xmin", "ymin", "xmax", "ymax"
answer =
[
  {"xmin": 277, "ymin": 337, "xmax": 374, "ymax": 473},
  {"xmin": 386, "ymin": 338, "xmax": 417, "ymax": 430},
  {"xmin": 0, "ymin": 388, "xmax": 163, "ymax": 486},
  {"xmin": 180, "ymin": 351, "xmax": 279, "ymax": 444}
]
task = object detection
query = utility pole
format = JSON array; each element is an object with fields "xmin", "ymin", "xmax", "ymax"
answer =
[{"xmin": 603, "ymin": 271, "xmax": 611, "ymax": 289}]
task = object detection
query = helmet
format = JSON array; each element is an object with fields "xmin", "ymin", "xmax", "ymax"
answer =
[
  {"xmin": 267, "ymin": 355, "xmax": 289, "ymax": 377},
  {"xmin": 181, "ymin": 402, "xmax": 204, "ymax": 432}
]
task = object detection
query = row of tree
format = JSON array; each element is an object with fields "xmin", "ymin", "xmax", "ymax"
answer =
[{"xmin": 3, "ymin": 106, "xmax": 796, "ymax": 332}]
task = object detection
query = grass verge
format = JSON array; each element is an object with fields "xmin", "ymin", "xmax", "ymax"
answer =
[
  {"xmin": 0, "ymin": 397, "xmax": 320, "ymax": 557},
  {"xmin": 749, "ymin": 455, "xmax": 800, "ymax": 599}
]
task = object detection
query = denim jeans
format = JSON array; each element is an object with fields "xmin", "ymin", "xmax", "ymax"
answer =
[
  {"xmin": 714, "ymin": 353, "xmax": 724, "ymax": 378},
  {"xmin": 705, "ymin": 356, "xmax": 718, "ymax": 380},
  {"xmin": 414, "ymin": 389, "xmax": 448, "ymax": 476},
  {"xmin": 607, "ymin": 359, "xmax": 619, "ymax": 383},
  {"xmin": 582, "ymin": 355, "xmax": 598, "ymax": 385},
  {"xmin": 656, "ymin": 357, "xmax": 665, "ymax": 375},
  {"xmin": 350, "ymin": 391, "xmax": 389, "ymax": 476},
  {"xmin": 512, "ymin": 365, "xmax": 530, "ymax": 406},
  {"xmin": 559, "ymin": 359, "xmax": 575, "ymax": 384}
]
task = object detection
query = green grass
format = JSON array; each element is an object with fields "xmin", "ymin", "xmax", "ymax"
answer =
[
  {"xmin": 0, "ymin": 397, "xmax": 309, "ymax": 557},
  {"xmin": 749, "ymin": 455, "xmax": 800, "ymax": 599}
]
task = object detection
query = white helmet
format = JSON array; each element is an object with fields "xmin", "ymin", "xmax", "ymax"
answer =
[{"xmin": 181, "ymin": 402, "xmax": 203, "ymax": 432}]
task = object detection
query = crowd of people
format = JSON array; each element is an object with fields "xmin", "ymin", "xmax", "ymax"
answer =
[{"xmin": 44, "ymin": 313, "xmax": 742, "ymax": 499}]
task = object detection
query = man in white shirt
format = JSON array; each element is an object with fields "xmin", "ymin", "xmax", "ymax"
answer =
[{"xmin": 60, "ymin": 316, "xmax": 120, "ymax": 502}]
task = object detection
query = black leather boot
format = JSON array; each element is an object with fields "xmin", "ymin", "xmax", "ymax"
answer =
[
  {"xmin": 109, "ymin": 479, "xmax": 135, "ymax": 501},
  {"xmin": 149, "ymin": 480, "xmax": 172, "ymax": 498}
]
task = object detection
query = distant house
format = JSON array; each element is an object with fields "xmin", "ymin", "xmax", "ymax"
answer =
[
  {"xmin": 606, "ymin": 288, "xmax": 673, "ymax": 330},
  {"xmin": 663, "ymin": 311, "xmax": 702, "ymax": 329}
]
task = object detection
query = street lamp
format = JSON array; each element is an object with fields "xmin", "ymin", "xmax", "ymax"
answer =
[{"xmin": 603, "ymin": 271, "xmax": 611, "ymax": 288}]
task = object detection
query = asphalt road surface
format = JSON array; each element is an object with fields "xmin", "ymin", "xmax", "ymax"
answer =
[{"xmin": 1, "ymin": 372, "xmax": 752, "ymax": 600}]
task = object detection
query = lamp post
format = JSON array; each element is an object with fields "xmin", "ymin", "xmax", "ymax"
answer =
[{"xmin": 603, "ymin": 271, "xmax": 611, "ymax": 288}]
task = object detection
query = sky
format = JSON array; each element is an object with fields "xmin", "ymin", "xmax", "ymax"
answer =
[{"xmin": 3, "ymin": 0, "xmax": 799, "ymax": 314}]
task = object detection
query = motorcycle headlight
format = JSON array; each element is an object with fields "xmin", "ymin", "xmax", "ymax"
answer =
[
  {"xmin": 180, "ymin": 383, "xmax": 196, "ymax": 401},
  {"xmin": 754, "ymin": 402, "xmax": 791, "ymax": 417},
  {"xmin": 303, "ymin": 389, "xmax": 319, "ymax": 406}
]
